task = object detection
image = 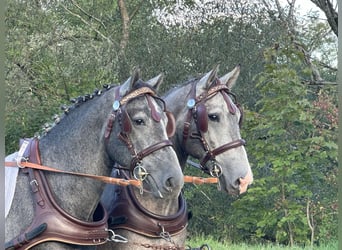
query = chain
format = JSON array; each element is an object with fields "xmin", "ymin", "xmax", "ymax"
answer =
[{"xmin": 133, "ymin": 242, "xmax": 185, "ymax": 250}]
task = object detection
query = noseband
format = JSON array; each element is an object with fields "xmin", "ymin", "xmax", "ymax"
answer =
[
  {"xmin": 183, "ymin": 78, "xmax": 245, "ymax": 177},
  {"xmin": 105, "ymin": 85, "xmax": 175, "ymax": 180}
]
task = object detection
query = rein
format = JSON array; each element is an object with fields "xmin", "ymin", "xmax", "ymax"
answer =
[
  {"xmin": 5, "ymin": 160, "xmax": 142, "ymax": 188},
  {"xmin": 5, "ymin": 160, "xmax": 218, "ymax": 186}
]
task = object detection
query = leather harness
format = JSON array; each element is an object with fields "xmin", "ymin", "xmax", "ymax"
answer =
[
  {"xmin": 6, "ymin": 85, "xmax": 187, "ymax": 249},
  {"xmin": 108, "ymin": 170, "xmax": 188, "ymax": 239},
  {"xmin": 5, "ymin": 138, "xmax": 109, "ymax": 250}
]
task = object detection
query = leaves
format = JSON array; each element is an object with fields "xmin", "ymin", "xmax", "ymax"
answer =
[
  {"xmin": 231, "ymin": 39, "xmax": 337, "ymax": 245},
  {"xmin": 5, "ymin": 0, "xmax": 338, "ymax": 246}
]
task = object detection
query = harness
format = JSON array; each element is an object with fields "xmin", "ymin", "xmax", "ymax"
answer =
[
  {"xmin": 108, "ymin": 170, "xmax": 188, "ymax": 239},
  {"xmin": 104, "ymin": 85, "xmax": 176, "ymax": 178},
  {"xmin": 5, "ymin": 84, "xmax": 179, "ymax": 249},
  {"xmin": 5, "ymin": 138, "xmax": 109, "ymax": 250},
  {"xmin": 183, "ymin": 78, "xmax": 245, "ymax": 177}
]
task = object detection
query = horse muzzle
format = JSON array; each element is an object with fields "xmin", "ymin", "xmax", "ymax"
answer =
[{"xmin": 238, "ymin": 168, "xmax": 253, "ymax": 194}]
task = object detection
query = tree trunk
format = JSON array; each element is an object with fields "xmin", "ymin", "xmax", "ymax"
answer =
[{"xmin": 310, "ymin": 0, "xmax": 338, "ymax": 36}]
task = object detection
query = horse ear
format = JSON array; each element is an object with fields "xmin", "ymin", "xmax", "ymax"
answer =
[
  {"xmin": 196, "ymin": 65, "xmax": 219, "ymax": 95},
  {"xmin": 146, "ymin": 73, "xmax": 163, "ymax": 91},
  {"xmin": 120, "ymin": 68, "xmax": 141, "ymax": 97},
  {"xmin": 219, "ymin": 65, "xmax": 240, "ymax": 90}
]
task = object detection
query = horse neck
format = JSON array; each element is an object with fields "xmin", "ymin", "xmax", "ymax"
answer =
[
  {"xmin": 38, "ymin": 88, "xmax": 115, "ymax": 220},
  {"xmin": 164, "ymin": 83, "xmax": 193, "ymax": 169}
]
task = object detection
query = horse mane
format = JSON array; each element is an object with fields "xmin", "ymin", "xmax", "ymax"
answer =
[
  {"xmin": 36, "ymin": 83, "xmax": 117, "ymax": 138},
  {"xmin": 36, "ymin": 78, "xmax": 158, "ymax": 139}
]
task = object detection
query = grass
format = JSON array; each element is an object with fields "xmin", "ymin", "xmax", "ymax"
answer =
[{"xmin": 186, "ymin": 236, "xmax": 338, "ymax": 250}]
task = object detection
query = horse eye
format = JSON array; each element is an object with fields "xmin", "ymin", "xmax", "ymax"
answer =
[
  {"xmin": 134, "ymin": 119, "xmax": 145, "ymax": 126},
  {"xmin": 208, "ymin": 114, "xmax": 219, "ymax": 122}
]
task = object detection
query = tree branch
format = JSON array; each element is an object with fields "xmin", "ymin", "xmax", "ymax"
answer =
[
  {"xmin": 118, "ymin": 0, "xmax": 130, "ymax": 52},
  {"xmin": 60, "ymin": 3, "xmax": 113, "ymax": 44},
  {"xmin": 310, "ymin": 0, "xmax": 338, "ymax": 36},
  {"xmin": 70, "ymin": 0, "xmax": 107, "ymax": 30},
  {"xmin": 306, "ymin": 200, "xmax": 315, "ymax": 248}
]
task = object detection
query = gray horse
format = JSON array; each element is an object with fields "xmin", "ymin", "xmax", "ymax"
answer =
[
  {"xmin": 97, "ymin": 75, "xmax": 187, "ymax": 250},
  {"xmin": 98, "ymin": 66, "xmax": 253, "ymax": 250},
  {"xmin": 164, "ymin": 65, "xmax": 253, "ymax": 195},
  {"xmin": 5, "ymin": 69, "xmax": 183, "ymax": 250}
]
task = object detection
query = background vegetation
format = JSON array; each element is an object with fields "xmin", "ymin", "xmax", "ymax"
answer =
[{"xmin": 5, "ymin": 0, "xmax": 338, "ymax": 247}]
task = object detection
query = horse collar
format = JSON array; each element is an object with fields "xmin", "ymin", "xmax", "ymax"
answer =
[{"xmin": 108, "ymin": 172, "xmax": 188, "ymax": 239}]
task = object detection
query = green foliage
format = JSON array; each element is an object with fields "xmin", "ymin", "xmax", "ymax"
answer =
[
  {"xmin": 5, "ymin": 1, "xmax": 338, "ymax": 247},
  {"xmin": 230, "ymin": 41, "xmax": 338, "ymax": 245}
]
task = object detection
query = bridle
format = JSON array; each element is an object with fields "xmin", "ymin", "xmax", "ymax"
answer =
[
  {"xmin": 183, "ymin": 78, "xmax": 245, "ymax": 177},
  {"xmin": 104, "ymin": 84, "xmax": 176, "ymax": 182},
  {"xmin": 103, "ymin": 84, "xmax": 189, "ymax": 249}
]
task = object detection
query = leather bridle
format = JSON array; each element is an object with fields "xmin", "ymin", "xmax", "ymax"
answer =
[
  {"xmin": 104, "ymin": 85, "xmax": 175, "ymax": 181},
  {"xmin": 183, "ymin": 78, "xmax": 246, "ymax": 177}
]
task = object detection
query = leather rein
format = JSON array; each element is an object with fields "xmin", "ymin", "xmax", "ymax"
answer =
[{"xmin": 183, "ymin": 78, "xmax": 246, "ymax": 177}]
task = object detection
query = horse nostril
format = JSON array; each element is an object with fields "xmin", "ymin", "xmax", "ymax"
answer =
[
  {"xmin": 238, "ymin": 176, "xmax": 251, "ymax": 194},
  {"xmin": 166, "ymin": 178, "xmax": 173, "ymax": 190},
  {"xmin": 165, "ymin": 177, "xmax": 176, "ymax": 192},
  {"xmin": 235, "ymin": 178, "xmax": 241, "ymax": 188}
]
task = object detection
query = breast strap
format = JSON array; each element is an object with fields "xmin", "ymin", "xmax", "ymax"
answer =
[
  {"xmin": 108, "ymin": 172, "xmax": 188, "ymax": 238},
  {"xmin": 5, "ymin": 138, "xmax": 109, "ymax": 250}
]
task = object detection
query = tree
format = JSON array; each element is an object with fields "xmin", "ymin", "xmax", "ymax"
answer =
[
  {"xmin": 230, "ymin": 40, "xmax": 337, "ymax": 245},
  {"xmin": 310, "ymin": 0, "xmax": 338, "ymax": 36},
  {"xmin": 5, "ymin": 0, "xmax": 338, "ymax": 246}
]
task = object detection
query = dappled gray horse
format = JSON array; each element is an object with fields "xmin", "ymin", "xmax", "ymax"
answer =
[
  {"xmin": 98, "ymin": 66, "xmax": 253, "ymax": 250},
  {"xmin": 164, "ymin": 65, "xmax": 253, "ymax": 195},
  {"xmin": 5, "ymin": 69, "xmax": 183, "ymax": 250},
  {"xmin": 97, "ymin": 75, "xmax": 187, "ymax": 250}
]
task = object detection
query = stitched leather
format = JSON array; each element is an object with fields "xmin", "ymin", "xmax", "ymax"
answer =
[
  {"xmin": 5, "ymin": 138, "xmax": 109, "ymax": 250},
  {"xmin": 108, "ymin": 174, "xmax": 188, "ymax": 238}
]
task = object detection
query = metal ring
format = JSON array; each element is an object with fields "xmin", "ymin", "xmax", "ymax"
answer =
[
  {"xmin": 16, "ymin": 156, "xmax": 27, "ymax": 168},
  {"xmin": 133, "ymin": 163, "xmax": 148, "ymax": 181},
  {"xmin": 209, "ymin": 161, "xmax": 222, "ymax": 177}
]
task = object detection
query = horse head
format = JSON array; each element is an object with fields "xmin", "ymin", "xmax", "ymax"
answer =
[
  {"xmin": 104, "ymin": 69, "xmax": 183, "ymax": 208},
  {"xmin": 165, "ymin": 65, "xmax": 253, "ymax": 195}
]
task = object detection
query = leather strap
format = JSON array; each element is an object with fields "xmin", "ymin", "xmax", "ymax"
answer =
[
  {"xmin": 5, "ymin": 159, "xmax": 141, "ymax": 188},
  {"xmin": 117, "ymin": 134, "xmax": 174, "ymax": 171},
  {"xmin": 108, "ymin": 172, "xmax": 188, "ymax": 238},
  {"xmin": 5, "ymin": 138, "xmax": 110, "ymax": 249},
  {"xmin": 183, "ymin": 176, "xmax": 218, "ymax": 184},
  {"xmin": 200, "ymin": 139, "xmax": 246, "ymax": 167}
]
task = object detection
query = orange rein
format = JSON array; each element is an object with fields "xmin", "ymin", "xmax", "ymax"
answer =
[
  {"xmin": 183, "ymin": 175, "xmax": 218, "ymax": 184},
  {"xmin": 5, "ymin": 161, "xmax": 218, "ymax": 187}
]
